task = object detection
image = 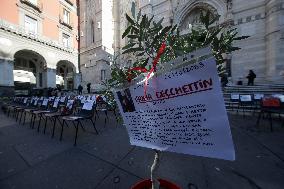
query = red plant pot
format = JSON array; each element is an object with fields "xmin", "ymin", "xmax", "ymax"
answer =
[{"xmin": 131, "ymin": 179, "xmax": 181, "ymax": 189}]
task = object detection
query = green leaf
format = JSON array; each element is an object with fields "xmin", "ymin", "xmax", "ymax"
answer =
[
  {"xmin": 233, "ymin": 36, "xmax": 250, "ymax": 40},
  {"xmin": 122, "ymin": 47, "xmax": 143, "ymax": 54},
  {"xmin": 126, "ymin": 13, "xmax": 135, "ymax": 25},
  {"xmin": 122, "ymin": 26, "xmax": 131, "ymax": 39},
  {"xmin": 127, "ymin": 34, "xmax": 139, "ymax": 39},
  {"xmin": 122, "ymin": 43, "xmax": 136, "ymax": 50}
]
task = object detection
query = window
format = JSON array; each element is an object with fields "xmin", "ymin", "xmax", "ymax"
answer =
[
  {"xmin": 62, "ymin": 33, "xmax": 70, "ymax": 48},
  {"xmin": 25, "ymin": 15, "xmax": 37, "ymax": 34},
  {"xmin": 63, "ymin": 9, "xmax": 70, "ymax": 24},
  {"xmin": 101, "ymin": 69, "xmax": 106, "ymax": 81},
  {"xmin": 91, "ymin": 20, "xmax": 95, "ymax": 43}
]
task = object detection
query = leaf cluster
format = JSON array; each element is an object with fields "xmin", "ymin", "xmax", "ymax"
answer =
[{"xmin": 108, "ymin": 10, "xmax": 249, "ymax": 87}]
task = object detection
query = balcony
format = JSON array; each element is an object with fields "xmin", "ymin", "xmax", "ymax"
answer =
[
  {"xmin": 20, "ymin": 0, "xmax": 43, "ymax": 13},
  {"xmin": 59, "ymin": 15, "xmax": 73, "ymax": 30}
]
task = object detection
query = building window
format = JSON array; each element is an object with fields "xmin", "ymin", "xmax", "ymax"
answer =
[
  {"xmin": 63, "ymin": 9, "xmax": 70, "ymax": 24},
  {"xmin": 25, "ymin": 15, "xmax": 38, "ymax": 34},
  {"xmin": 62, "ymin": 33, "xmax": 70, "ymax": 48},
  {"xmin": 101, "ymin": 69, "xmax": 106, "ymax": 81},
  {"xmin": 91, "ymin": 20, "xmax": 95, "ymax": 43}
]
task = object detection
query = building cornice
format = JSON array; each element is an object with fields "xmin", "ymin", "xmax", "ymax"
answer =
[{"xmin": 0, "ymin": 19, "xmax": 77, "ymax": 54}]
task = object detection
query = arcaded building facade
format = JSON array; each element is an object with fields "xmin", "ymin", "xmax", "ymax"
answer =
[
  {"xmin": 0, "ymin": 0, "xmax": 80, "ymax": 96},
  {"xmin": 80, "ymin": 0, "xmax": 284, "ymax": 89}
]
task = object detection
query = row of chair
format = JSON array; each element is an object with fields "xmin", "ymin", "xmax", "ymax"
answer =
[
  {"xmin": 228, "ymin": 93, "xmax": 284, "ymax": 131},
  {"xmin": 4, "ymin": 95, "xmax": 117, "ymax": 145}
]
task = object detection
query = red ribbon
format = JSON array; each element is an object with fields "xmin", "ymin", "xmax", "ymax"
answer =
[
  {"xmin": 127, "ymin": 42, "xmax": 167, "ymax": 96},
  {"xmin": 144, "ymin": 43, "xmax": 166, "ymax": 96}
]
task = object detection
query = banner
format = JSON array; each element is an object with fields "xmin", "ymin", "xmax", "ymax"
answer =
[{"xmin": 114, "ymin": 49, "xmax": 235, "ymax": 161}]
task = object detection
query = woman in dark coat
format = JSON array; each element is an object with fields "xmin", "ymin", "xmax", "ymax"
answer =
[{"xmin": 246, "ymin": 70, "xmax": 256, "ymax": 86}]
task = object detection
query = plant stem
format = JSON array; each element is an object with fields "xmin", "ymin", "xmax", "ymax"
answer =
[{"xmin": 151, "ymin": 150, "xmax": 161, "ymax": 189}]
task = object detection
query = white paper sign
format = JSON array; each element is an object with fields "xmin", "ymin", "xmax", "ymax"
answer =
[
  {"xmin": 254, "ymin": 94, "xmax": 264, "ymax": 100},
  {"xmin": 114, "ymin": 55, "xmax": 235, "ymax": 161},
  {"xmin": 82, "ymin": 100, "xmax": 94, "ymax": 110},
  {"xmin": 60, "ymin": 97, "xmax": 66, "ymax": 102},
  {"xmin": 42, "ymin": 99, "xmax": 49, "ymax": 106},
  {"xmin": 53, "ymin": 98, "xmax": 60, "ymax": 108},
  {"xmin": 240, "ymin": 95, "xmax": 252, "ymax": 102},
  {"xmin": 66, "ymin": 100, "xmax": 74, "ymax": 109}
]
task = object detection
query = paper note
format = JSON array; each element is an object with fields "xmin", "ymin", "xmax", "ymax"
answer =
[
  {"xmin": 82, "ymin": 100, "xmax": 94, "ymax": 110},
  {"xmin": 114, "ymin": 52, "xmax": 235, "ymax": 161}
]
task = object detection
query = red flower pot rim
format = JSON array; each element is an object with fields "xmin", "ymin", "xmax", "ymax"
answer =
[{"xmin": 131, "ymin": 178, "xmax": 181, "ymax": 189}]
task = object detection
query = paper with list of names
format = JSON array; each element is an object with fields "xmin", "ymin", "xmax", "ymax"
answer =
[{"xmin": 114, "ymin": 50, "xmax": 235, "ymax": 161}]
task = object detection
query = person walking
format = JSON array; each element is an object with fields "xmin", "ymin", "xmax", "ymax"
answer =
[
  {"xmin": 87, "ymin": 83, "xmax": 91, "ymax": 94},
  {"xmin": 78, "ymin": 84, "xmax": 83, "ymax": 95},
  {"xmin": 246, "ymin": 70, "xmax": 256, "ymax": 86}
]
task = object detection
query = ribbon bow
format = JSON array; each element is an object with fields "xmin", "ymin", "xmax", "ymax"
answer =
[{"xmin": 127, "ymin": 42, "xmax": 167, "ymax": 96}]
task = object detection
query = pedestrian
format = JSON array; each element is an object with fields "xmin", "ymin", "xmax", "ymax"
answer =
[
  {"xmin": 220, "ymin": 74, "xmax": 228, "ymax": 87},
  {"xmin": 87, "ymin": 83, "xmax": 91, "ymax": 94},
  {"xmin": 78, "ymin": 84, "xmax": 83, "ymax": 95},
  {"xmin": 246, "ymin": 70, "xmax": 256, "ymax": 86}
]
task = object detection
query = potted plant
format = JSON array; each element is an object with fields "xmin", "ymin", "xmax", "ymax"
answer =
[{"xmin": 105, "ymin": 10, "xmax": 248, "ymax": 189}]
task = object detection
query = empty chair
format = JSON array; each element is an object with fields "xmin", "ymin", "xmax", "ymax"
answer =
[
  {"xmin": 256, "ymin": 97, "xmax": 284, "ymax": 132},
  {"xmin": 33, "ymin": 98, "xmax": 61, "ymax": 133},
  {"xmin": 61, "ymin": 100, "xmax": 98, "ymax": 146},
  {"xmin": 22, "ymin": 98, "xmax": 41, "ymax": 127},
  {"xmin": 30, "ymin": 98, "xmax": 50, "ymax": 129},
  {"xmin": 44, "ymin": 99, "xmax": 74, "ymax": 137},
  {"xmin": 239, "ymin": 94, "xmax": 253, "ymax": 117},
  {"xmin": 229, "ymin": 94, "xmax": 240, "ymax": 112}
]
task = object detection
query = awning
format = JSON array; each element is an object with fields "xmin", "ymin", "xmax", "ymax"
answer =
[
  {"xmin": 56, "ymin": 75, "xmax": 64, "ymax": 85},
  {"xmin": 13, "ymin": 70, "xmax": 36, "ymax": 84}
]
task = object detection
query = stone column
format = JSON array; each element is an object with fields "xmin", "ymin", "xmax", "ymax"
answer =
[
  {"xmin": 0, "ymin": 58, "xmax": 14, "ymax": 96},
  {"xmin": 265, "ymin": 0, "xmax": 284, "ymax": 83},
  {"xmin": 43, "ymin": 68, "xmax": 56, "ymax": 88},
  {"xmin": 74, "ymin": 72, "xmax": 82, "ymax": 89}
]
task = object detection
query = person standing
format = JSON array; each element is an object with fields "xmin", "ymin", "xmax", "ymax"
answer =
[
  {"xmin": 78, "ymin": 84, "xmax": 83, "ymax": 95},
  {"xmin": 87, "ymin": 83, "xmax": 91, "ymax": 94},
  {"xmin": 246, "ymin": 70, "xmax": 256, "ymax": 86}
]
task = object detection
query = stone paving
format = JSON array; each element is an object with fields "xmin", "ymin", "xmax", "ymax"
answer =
[{"xmin": 0, "ymin": 109, "xmax": 284, "ymax": 189}]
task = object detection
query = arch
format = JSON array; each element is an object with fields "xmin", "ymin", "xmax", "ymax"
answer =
[
  {"xmin": 174, "ymin": 0, "xmax": 227, "ymax": 26},
  {"xmin": 56, "ymin": 60, "xmax": 76, "ymax": 90},
  {"xmin": 14, "ymin": 49, "xmax": 46, "ymax": 89}
]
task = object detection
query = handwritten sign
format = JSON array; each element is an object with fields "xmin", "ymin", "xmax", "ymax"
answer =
[{"xmin": 114, "ymin": 50, "xmax": 235, "ymax": 161}]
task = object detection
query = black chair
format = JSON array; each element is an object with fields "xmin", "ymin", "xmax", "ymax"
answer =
[
  {"xmin": 44, "ymin": 99, "xmax": 75, "ymax": 137},
  {"xmin": 239, "ymin": 94, "xmax": 254, "ymax": 117},
  {"xmin": 95, "ymin": 101, "xmax": 109, "ymax": 126},
  {"xmin": 14, "ymin": 98, "xmax": 30, "ymax": 123},
  {"xmin": 33, "ymin": 97, "xmax": 60, "ymax": 133},
  {"xmin": 61, "ymin": 100, "xmax": 98, "ymax": 146},
  {"xmin": 252, "ymin": 94, "xmax": 264, "ymax": 114},
  {"xmin": 256, "ymin": 97, "xmax": 284, "ymax": 132},
  {"xmin": 29, "ymin": 98, "xmax": 51, "ymax": 129},
  {"xmin": 22, "ymin": 98, "xmax": 41, "ymax": 127},
  {"xmin": 229, "ymin": 94, "xmax": 240, "ymax": 112}
]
